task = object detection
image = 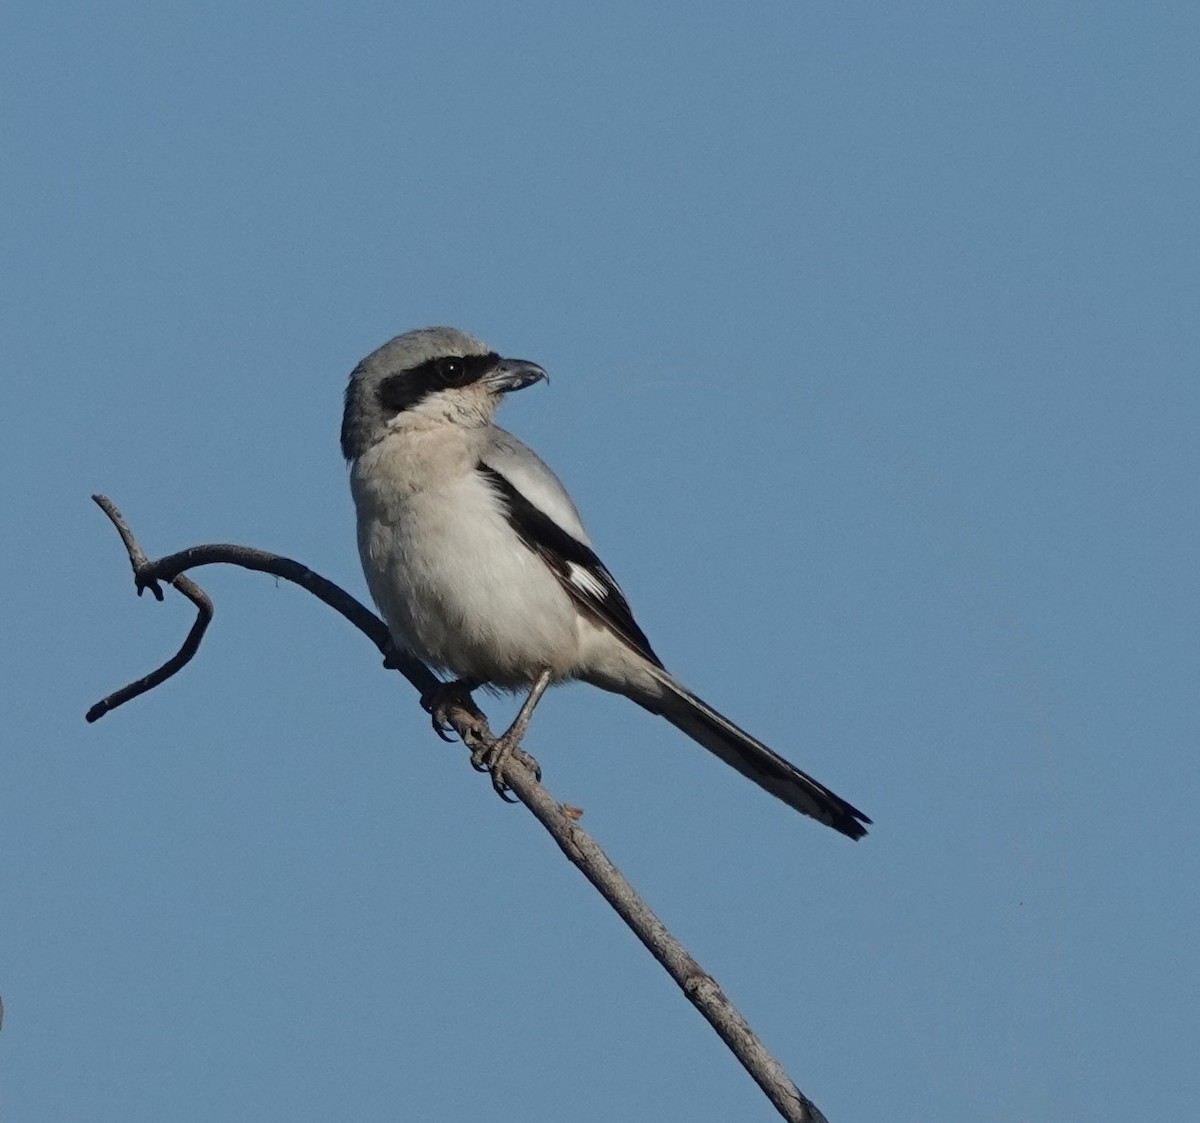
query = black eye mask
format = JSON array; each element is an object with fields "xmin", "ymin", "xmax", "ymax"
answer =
[{"xmin": 376, "ymin": 351, "xmax": 501, "ymax": 414}]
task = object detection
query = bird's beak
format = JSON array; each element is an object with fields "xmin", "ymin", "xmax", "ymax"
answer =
[{"xmin": 484, "ymin": 357, "xmax": 548, "ymax": 394}]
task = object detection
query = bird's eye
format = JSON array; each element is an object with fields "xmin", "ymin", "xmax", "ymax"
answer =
[{"xmin": 435, "ymin": 357, "xmax": 466, "ymax": 385}]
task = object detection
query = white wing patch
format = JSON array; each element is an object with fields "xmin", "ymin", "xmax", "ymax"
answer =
[{"xmin": 567, "ymin": 562, "xmax": 609, "ymax": 600}]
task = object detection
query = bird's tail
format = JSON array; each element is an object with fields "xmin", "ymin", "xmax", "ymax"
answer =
[{"xmin": 637, "ymin": 667, "xmax": 871, "ymax": 840}]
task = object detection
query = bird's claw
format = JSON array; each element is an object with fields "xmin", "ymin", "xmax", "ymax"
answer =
[
  {"xmin": 431, "ymin": 708, "xmax": 457, "ymax": 742},
  {"xmin": 470, "ymin": 738, "xmax": 541, "ymax": 802},
  {"xmin": 420, "ymin": 680, "xmax": 478, "ymax": 742}
]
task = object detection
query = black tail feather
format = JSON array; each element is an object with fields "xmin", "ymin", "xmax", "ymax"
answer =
[{"xmin": 644, "ymin": 674, "xmax": 870, "ymax": 840}]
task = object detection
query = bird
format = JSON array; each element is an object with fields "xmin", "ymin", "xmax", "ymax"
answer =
[{"xmin": 341, "ymin": 327, "xmax": 870, "ymax": 839}]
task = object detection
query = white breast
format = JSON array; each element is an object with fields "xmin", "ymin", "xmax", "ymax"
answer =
[{"xmin": 351, "ymin": 428, "xmax": 582, "ymax": 688}]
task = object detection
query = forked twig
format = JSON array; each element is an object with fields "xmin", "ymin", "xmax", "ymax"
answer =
[{"xmin": 88, "ymin": 494, "xmax": 830, "ymax": 1123}]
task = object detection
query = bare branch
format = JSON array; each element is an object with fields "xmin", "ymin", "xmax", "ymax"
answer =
[
  {"xmin": 88, "ymin": 494, "xmax": 439, "ymax": 705},
  {"xmin": 87, "ymin": 496, "xmax": 217, "ymax": 720},
  {"xmin": 88, "ymin": 494, "xmax": 831, "ymax": 1123},
  {"xmin": 86, "ymin": 574, "xmax": 212, "ymax": 722},
  {"xmin": 480, "ymin": 750, "xmax": 830, "ymax": 1123}
]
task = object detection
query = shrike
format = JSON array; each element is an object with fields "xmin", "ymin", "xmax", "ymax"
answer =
[{"xmin": 342, "ymin": 327, "xmax": 870, "ymax": 839}]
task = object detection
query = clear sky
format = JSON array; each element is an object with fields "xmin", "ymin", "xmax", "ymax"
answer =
[{"xmin": 3, "ymin": 3, "xmax": 1197, "ymax": 1120}]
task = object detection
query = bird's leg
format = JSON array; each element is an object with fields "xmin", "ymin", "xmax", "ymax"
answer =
[
  {"xmin": 475, "ymin": 668, "xmax": 552, "ymax": 799},
  {"xmin": 420, "ymin": 678, "xmax": 483, "ymax": 742},
  {"xmin": 502, "ymin": 669, "xmax": 554, "ymax": 748}
]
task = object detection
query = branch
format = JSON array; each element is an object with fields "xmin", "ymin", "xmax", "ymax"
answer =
[{"xmin": 88, "ymin": 494, "xmax": 831, "ymax": 1123}]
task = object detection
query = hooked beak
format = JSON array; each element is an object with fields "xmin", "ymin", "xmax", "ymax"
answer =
[{"xmin": 484, "ymin": 357, "xmax": 548, "ymax": 394}]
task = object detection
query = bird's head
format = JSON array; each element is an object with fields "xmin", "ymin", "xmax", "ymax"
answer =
[{"xmin": 340, "ymin": 326, "xmax": 547, "ymax": 461}]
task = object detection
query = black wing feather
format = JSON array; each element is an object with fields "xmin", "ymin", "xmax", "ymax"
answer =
[{"xmin": 478, "ymin": 464, "xmax": 664, "ymax": 669}]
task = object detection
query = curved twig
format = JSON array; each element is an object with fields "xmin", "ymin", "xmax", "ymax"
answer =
[{"xmin": 88, "ymin": 493, "xmax": 830, "ymax": 1123}]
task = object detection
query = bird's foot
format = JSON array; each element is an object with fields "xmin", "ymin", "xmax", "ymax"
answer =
[
  {"xmin": 470, "ymin": 735, "xmax": 542, "ymax": 802},
  {"xmin": 420, "ymin": 679, "xmax": 484, "ymax": 743},
  {"xmin": 423, "ymin": 672, "xmax": 546, "ymax": 800},
  {"xmin": 468, "ymin": 667, "xmax": 551, "ymax": 798},
  {"xmin": 470, "ymin": 691, "xmax": 544, "ymax": 799}
]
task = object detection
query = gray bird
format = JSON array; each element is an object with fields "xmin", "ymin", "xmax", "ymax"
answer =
[{"xmin": 342, "ymin": 327, "xmax": 870, "ymax": 839}]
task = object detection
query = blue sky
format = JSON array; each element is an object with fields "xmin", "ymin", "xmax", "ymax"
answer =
[{"xmin": 3, "ymin": 2, "xmax": 1197, "ymax": 1119}]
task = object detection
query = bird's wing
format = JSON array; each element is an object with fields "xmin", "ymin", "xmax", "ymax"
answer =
[
  {"xmin": 477, "ymin": 450, "xmax": 663, "ymax": 669},
  {"xmin": 482, "ymin": 428, "xmax": 591, "ymax": 544}
]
